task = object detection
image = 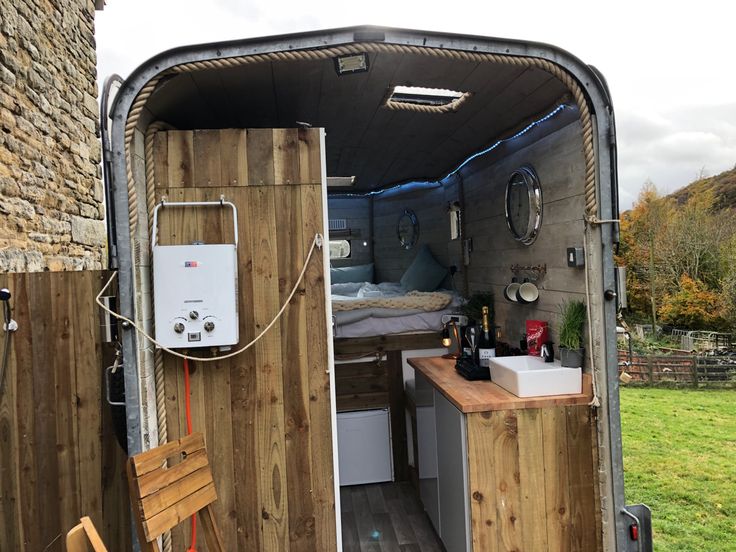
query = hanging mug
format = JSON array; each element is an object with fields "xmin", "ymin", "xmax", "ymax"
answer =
[
  {"xmin": 516, "ymin": 280, "xmax": 539, "ymax": 304},
  {"xmin": 504, "ymin": 278, "xmax": 521, "ymax": 302}
]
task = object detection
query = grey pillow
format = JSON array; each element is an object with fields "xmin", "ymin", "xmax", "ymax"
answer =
[
  {"xmin": 400, "ymin": 245, "xmax": 447, "ymax": 292},
  {"xmin": 330, "ymin": 263, "xmax": 374, "ymax": 284}
]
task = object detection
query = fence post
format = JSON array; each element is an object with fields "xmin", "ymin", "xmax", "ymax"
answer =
[
  {"xmin": 647, "ymin": 356, "xmax": 654, "ymax": 385},
  {"xmin": 691, "ymin": 358, "xmax": 698, "ymax": 388}
]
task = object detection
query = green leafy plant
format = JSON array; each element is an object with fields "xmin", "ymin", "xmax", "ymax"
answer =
[
  {"xmin": 559, "ymin": 299, "xmax": 586, "ymax": 350},
  {"xmin": 461, "ymin": 291, "xmax": 494, "ymax": 324}
]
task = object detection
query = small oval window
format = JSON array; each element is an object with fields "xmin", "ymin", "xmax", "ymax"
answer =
[{"xmin": 329, "ymin": 239, "xmax": 351, "ymax": 259}]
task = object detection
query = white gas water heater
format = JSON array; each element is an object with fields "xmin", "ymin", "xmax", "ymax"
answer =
[{"xmin": 151, "ymin": 198, "xmax": 239, "ymax": 349}]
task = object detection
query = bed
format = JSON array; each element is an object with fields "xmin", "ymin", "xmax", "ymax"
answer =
[{"xmin": 330, "ymin": 281, "xmax": 462, "ymax": 338}]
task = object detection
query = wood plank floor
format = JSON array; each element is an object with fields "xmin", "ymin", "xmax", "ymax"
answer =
[{"xmin": 340, "ymin": 482, "xmax": 445, "ymax": 552}]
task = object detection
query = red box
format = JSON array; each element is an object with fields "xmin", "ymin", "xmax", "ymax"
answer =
[{"xmin": 526, "ymin": 320, "xmax": 548, "ymax": 356}]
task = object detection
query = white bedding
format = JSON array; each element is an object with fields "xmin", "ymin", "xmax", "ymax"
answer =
[{"xmin": 330, "ymin": 281, "xmax": 463, "ymax": 337}]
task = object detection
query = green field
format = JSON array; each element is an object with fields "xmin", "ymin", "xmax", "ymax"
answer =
[{"xmin": 620, "ymin": 387, "xmax": 736, "ymax": 551}]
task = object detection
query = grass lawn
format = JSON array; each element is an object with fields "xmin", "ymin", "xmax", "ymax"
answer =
[{"xmin": 620, "ymin": 387, "xmax": 736, "ymax": 551}]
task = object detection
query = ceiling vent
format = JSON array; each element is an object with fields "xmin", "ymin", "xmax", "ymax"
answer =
[{"xmin": 385, "ymin": 86, "xmax": 471, "ymax": 112}]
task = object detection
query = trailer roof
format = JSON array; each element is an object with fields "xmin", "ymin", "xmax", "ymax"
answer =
[{"xmin": 116, "ymin": 26, "xmax": 609, "ymax": 192}]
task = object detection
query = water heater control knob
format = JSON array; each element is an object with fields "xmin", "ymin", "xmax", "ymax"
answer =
[
  {"xmin": 189, "ymin": 310, "xmax": 199, "ymax": 320},
  {"xmin": 204, "ymin": 321, "xmax": 215, "ymax": 332},
  {"xmin": 173, "ymin": 322, "xmax": 185, "ymax": 334}
]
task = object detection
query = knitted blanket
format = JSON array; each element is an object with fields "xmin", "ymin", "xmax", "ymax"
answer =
[{"xmin": 332, "ymin": 290, "xmax": 453, "ymax": 312}]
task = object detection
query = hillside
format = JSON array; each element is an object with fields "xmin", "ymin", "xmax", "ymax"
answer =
[{"xmin": 668, "ymin": 165, "xmax": 736, "ymax": 210}]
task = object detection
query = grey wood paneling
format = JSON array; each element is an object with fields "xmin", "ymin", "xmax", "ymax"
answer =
[
  {"xmin": 328, "ymin": 197, "xmax": 373, "ymax": 267},
  {"xmin": 462, "ymin": 121, "xmax": 590, "ymax": 359},
  {"xmin": 372, "ymin": 186, "xmax": 454, "ymax": 284}
]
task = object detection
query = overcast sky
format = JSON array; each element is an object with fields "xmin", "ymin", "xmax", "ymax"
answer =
[{"xmin": 96, "ymin": 0, "xmax": 736, "ymax": 209}]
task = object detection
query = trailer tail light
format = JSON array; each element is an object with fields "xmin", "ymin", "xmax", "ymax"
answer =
[{"xmin": 630, "ymin": 524, "xmax": 639, "ymax": 541}]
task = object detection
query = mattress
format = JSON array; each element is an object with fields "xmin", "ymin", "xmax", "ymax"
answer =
[{"xmin": 331, "ymin": 281, "xmax": 462, "ymax": 338}]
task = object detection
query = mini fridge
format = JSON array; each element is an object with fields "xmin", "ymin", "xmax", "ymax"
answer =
[{"xmin": 337, "ymin": 408, "xmax": 393, "ymax": 486}]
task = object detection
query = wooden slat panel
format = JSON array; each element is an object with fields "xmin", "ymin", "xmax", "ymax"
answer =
[
  {"xmin": 542, "ymin": 406, "xmax": 572, "ymax": 551},
  {"xmin": 219, "ymin": 129, "xmax": 247, "ymax": 186},
  {"xmin": 153, "ymin": 131, "xmax": 169, "ymax": 190},
  {"xmin": 298, "ymin": 127, "xmax": 322, "ymax": 184},
  {"xmin": 137, "ymin": 449, "xmax": 209, "ymax": 497},
  {"xmin": 131, "ymin": 433, "xmax": 206, "ymax": 477},
  {"xmin": 466, "ymin": 411, "xmax": 498, "ymax": 552},
  {"xmin": 52, "ymin": 272, "xmax": 81, "ymax": 536},
  {"xmin": 274, "ymin": 128, "xmax": 300, "ymax": 185},
  {"xmin": 517, "ymin": 409, "xmax": 549, "ymax": 550},
  {"xmin": 566, "ymin": 406, "xmax": 601, "ymax": 551},
  {"xmin": 492, "ymin": 411, "xmax": 523, "ymax": 551},
  {"xmin": 333, "ymin": 333, "xmax": 441, "ymax": 355},
  {"xmin": 247, "ymin": 128, "xmax": 275, "ymax": 185},
  {"xmin": 142, "ymin": 482, "xmax": 218, "ymax": 540},
  {"xmin": 250, "ymin": 184, "xmax": 290, "ymax": 548},
  {"xmin": 300, "ymin": 178, "xmax": 338, "ymax": 552},
  {"xmin": 276, "ymin": 183, "xmax": 316, "ymax": 551},
  {"xmin": 139, "ymin": 466, "xmax": 214, "ymax": 518},
  {"xmin": 336, "ymin": 393, "xmax": 390, "ymax": 412},
  {"xmin": 193, "ymin": 129, "xmax": 222, "ymax": 186},
  {"xmin": 167, "ymin": 131, "xmax": 194, "ymax": 188},
  {"xmin": 30, "ymin": 273, "xmax": 62, "ymax": 549}
]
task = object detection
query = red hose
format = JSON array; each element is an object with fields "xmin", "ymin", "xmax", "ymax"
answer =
[{"xmin": 183, "ymin": 358, "xmax": 197, "ymax": 551}]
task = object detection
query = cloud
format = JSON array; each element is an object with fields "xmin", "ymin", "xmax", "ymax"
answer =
[
  {"xmin": 94, "ymin": 0, "xmax": 736, "ymax": 211},
  {"xmin": 617, "ymin": 103, "xmax": 736, "ymax": 207}
]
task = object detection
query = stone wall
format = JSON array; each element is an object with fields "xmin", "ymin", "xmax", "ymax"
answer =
[{"xmin": 0, "ymin": 0, "xmax": 105, "ymax": 272}]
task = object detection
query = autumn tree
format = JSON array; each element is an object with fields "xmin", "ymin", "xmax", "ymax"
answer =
[
  {"xmin": 617, "ymin": 181, "xmax": 671, "ymax": 328},
  {"xmin": 658, "ymin": 275, "xmax": 726, "ymax": 330},
  {"xmin": 658, "ymin": 191, "xmax": 732, "ymax": 289}
]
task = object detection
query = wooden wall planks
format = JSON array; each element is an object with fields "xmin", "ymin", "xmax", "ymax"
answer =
[
  {"xmin": 153, "ymin": 128, "xmax": 336, "ymax": 552},
  {"xmin": 0, "ymin": 270, "xmax": 131, "ymax": 552},
  {"xmin": 466, "ymin": 406, "xmax": 602, "ymax": 552}
]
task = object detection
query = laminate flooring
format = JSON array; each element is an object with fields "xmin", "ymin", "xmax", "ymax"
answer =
[{"xmin": 340, "ymin": 482, "xmax": 445, "ymax": 552}]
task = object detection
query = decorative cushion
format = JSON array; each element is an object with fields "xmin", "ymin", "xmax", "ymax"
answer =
[
  {"xmin": 400, "ymin": 245, "xmax": 447, "ymax": 292},
  {"xmin": 330, "ymin": 263, "xmax": 374, "ymax": 284}
]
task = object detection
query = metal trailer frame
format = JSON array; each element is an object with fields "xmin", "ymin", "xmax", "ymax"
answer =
[{"xmin": 104, "ymin": 25, "xmax": 650, "ymax": 551}]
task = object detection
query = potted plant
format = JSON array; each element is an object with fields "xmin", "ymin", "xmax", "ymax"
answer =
[{"xmin": 558, "ymin": 299, "xmax": 586, "ymax": 368}]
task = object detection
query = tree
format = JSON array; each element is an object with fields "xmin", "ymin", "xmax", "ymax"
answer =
[
  {"xmin": 617, "ymin": 181, "xmax": 671, "ymax": 327},
  {"xmin": 658, "ymin": 275, "xmax": 726, "ymax": 330},
  {"xmin": 658, "ymin": 191, "xmax": 732, "ymax": 290}
]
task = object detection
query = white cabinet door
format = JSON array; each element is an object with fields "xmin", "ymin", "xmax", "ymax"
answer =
[
  {"xmin": 415, "ymin": 372, "xmax": 440, "ymax": 533},
  {"xmin": 435, "ymin": 389, "xmax": 471, "ymax": 552}
]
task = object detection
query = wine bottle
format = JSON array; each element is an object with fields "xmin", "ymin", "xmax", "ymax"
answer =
[{"xmin": 477, "ymin": 306, "xmax": 496, "ymax": 367}]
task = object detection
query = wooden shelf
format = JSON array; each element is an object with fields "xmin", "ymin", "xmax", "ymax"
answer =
[{"xmin": 407, "ymin": 356, "xmax": 593, "ymax": 413}]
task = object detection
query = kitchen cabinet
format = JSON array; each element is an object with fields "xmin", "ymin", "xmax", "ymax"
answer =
[{"xmin": 410, "ymin": 357, "xmax": 602, "ymax": 552}]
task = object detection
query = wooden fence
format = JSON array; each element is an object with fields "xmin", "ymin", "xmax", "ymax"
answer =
[
  {"xmin": 618, "ymin": 351, "xmax": 736, "ymax": 387},
  {"xmin": 0, "ymin": 271, "xmax": 130, "ymax": 551}
]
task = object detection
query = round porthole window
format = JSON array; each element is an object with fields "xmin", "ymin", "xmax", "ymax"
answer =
[
  {"xmin": 397, "ymin": 208, "xmax": 419, "ymax": 249},
  {"xmin": 505, "ymin": 166, "xmax": 542, "ymax": 245}
]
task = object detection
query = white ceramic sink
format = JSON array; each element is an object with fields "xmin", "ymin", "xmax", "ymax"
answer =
[{"xmin": 489, "ymin": 356, "xmax": 581, "ymax": 398}]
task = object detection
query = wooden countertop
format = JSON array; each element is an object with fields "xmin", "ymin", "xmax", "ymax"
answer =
[{"xmin": 407, "ymin": 356, "xmax": 593, "ymax": 413}]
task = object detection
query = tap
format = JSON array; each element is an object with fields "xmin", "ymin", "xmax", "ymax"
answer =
[{"xmin": 541, "ymin": 341, "xmax": 554, "ymax": 363}]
